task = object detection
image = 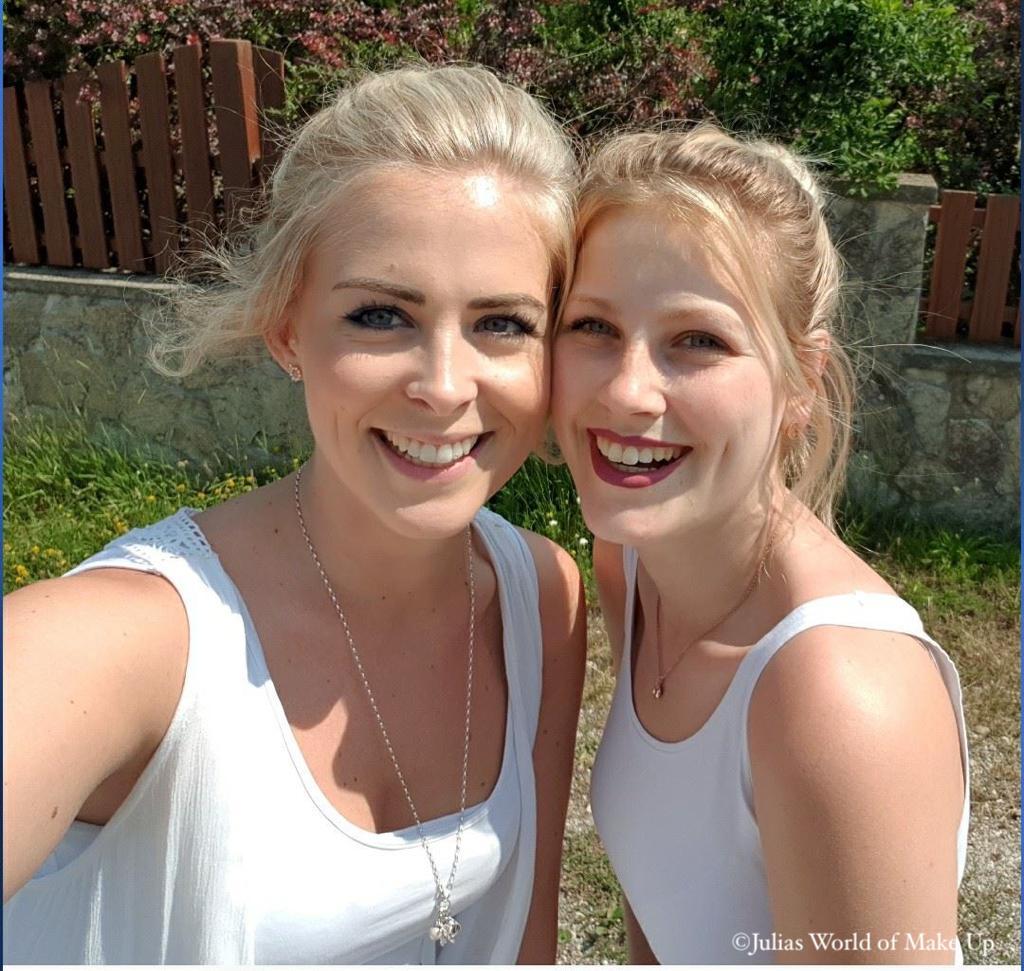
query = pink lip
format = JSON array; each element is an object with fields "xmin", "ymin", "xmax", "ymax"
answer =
[
  {"xmin": 588, "ymin": 427, "xmax": 686, "ymax": 449},
  {"xmin": 588, "ymin": 433, "xmax": 689, "ymax": 489},
  {"xmin": 374, "ymin": 431, "xmax": 486, "ymax": 483}
]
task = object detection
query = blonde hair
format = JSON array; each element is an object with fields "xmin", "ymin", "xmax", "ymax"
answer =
[
  {"xmin": 150, "ymin": 64, "xmax": 577, "ymax": 377},
  {"xmin": 574, "ymin": 123, "xmax": 856, "ymax": 528}
]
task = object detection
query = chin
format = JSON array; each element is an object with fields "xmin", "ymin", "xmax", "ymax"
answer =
[
  {"xmin": 385, "ymin": 494, "xmax": 492, "ymax": 541},
  {"xmin": 580, "ymin": 499, "xmax": 667, "ymax": 548}
]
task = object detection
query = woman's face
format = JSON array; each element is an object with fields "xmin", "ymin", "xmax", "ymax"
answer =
[
  {"xmin": 280, "ymin": 168, "xmax": 552, "ymax": 539},
  {"xmin": 552, "ymin": 205, "xmax": 784, "ymax": 547}
]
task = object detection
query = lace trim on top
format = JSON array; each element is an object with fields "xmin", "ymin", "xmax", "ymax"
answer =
[{"xmin": 108, "ymin": 508, "xmax": 215, "ymax": 568}]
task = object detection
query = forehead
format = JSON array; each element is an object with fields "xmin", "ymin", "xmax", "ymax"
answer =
[
  {"xmin": 573, "ymin": 207, "xmax": 743, "ymax": 308},
  {"xmin": 305, "ymin": 168, "xmax": 552, "ymax": 299}
]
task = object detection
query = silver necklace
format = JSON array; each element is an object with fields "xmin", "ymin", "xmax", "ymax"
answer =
[{"xmin": 294, "ymin": 465, "xmax": 475, "ymax": 947}]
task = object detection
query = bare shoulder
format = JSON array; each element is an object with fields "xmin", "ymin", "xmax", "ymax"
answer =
[
  {"xmin": 5, "ymin": 568, "xmax": 189, "ymax": 742},
  {"xmin": 4, "ymin": 568, "xmax": 188, "ymax": 900},
  {"xmin": 748, "ymin": 623, "xmax": 963, "ymax": 805},
  {"xmin": 513, "ymin": 528, "xmax": 587, "ymax": 671}
]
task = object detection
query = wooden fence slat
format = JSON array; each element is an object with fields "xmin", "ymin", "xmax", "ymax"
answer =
[
  {"xmin": 253, "ymin": 46, "xmax": 285, "ymax": 182},
  {"xmin": 97, "ymin": 60, "xmax": 147, "ymax": 271},
  {"xmin": 209, "ymin": 38, "xmax": 261, "ymax": 229},
  {"xmin": 135, "ymin": 51, "xmax": 180, "ymax": 273},
  {"xmin": 924, "ymin": 190, "xmax": 976, "ymax": 341},
  {"xmin": 928, "ymin": 205, "xmax": 986, "ymax": 229},
  {"xmin": 3, "ymin": 86, "xmax": 41, "ymax": 263},
  {"xmin": 969, "ymin": 194, "xmax": 1020, "ymax": 342},
  {"xmin": 61, "ymin": 71, "xmax": 109, "ymax": 269},
  {"xmin": 24, "ymin": 79, "xmax": 75, "ymax": 266},
  {"xmin": 173, "ymin": 43, "xmax": 216, "ymax": 236}
]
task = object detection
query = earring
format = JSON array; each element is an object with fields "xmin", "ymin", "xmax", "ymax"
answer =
[
  {"xmin": 287, "ymin": 364, "xmax": 302, "ymax": 383},
  {"xmin": 534, "ymin": 424, "xmax": 566, "ymax": 466}
]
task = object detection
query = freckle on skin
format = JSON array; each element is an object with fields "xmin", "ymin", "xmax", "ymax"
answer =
[{"xmin": 51, "ymin": 806, "xmax": 58, "ymax": 818}]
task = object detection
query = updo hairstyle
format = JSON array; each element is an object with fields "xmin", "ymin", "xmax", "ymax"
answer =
[
  {"xmin": 151, "ymin": 64, "xmax": 578, "ymax": 378},
  {"xmin": 573, "ymin": 124, "xmax": 856, "ymax": 528}
]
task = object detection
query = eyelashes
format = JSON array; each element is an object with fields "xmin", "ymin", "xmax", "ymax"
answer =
[
  {"xmin": 566, "ymin": 316, "xmax": 728, "ymax": 352},
  {"xmin": 342, "ymin": 302, "xmax": 540, "ymax": 339}
]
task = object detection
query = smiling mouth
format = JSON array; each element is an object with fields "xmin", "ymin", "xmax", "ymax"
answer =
[
  {"xmin": 594, "ymin": 434, "xmax": 686, "ymax": 474},
  {"xmin": 375, "ymin": 429, "xmax": 489, "ymax": 468}
]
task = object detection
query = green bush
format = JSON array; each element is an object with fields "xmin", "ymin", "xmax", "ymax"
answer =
[{"xmin": 705, "ymin": 0, "xmax": 975, "ymax": 195}]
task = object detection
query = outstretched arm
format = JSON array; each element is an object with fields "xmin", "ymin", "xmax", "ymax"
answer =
[{"xmin": 3, "ymin": 569, "xmax": 188, "ymax": 902}]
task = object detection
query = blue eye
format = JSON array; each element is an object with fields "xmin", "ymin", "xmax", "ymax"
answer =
[
  {"xmin": 679, "ymin": 332, "xmax": 725, "ymax": 351},
  {"xmin": 568, "ymin": 317, "xmax": 615, "ymax": 336},
  {"xmin": 477, "ymin": 314, "xmax": 537, "ymax": 337},
  {"xmin": 344, "ymin": 305, "xmax": 410, "ymax": 330}
]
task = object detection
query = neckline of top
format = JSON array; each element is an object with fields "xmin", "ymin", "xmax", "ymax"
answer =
[
  {"xmin": 176, "ymin": 505, "xmax": 519, "ymax": 849},
  {"xmin": 623, "ymin": 582, "xmax": 923, "ymax": 752}
]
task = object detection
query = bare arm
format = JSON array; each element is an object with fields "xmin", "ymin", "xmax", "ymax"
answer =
[
  {"xmin": 514, "ymin": 531, "xmax": 587, "ymax": 964},
  {"xmin": 748, "ymin": 626, "xmax": 965, "ymax": 965},
  {"xmin": 3, "ymin": 569, "xmax": 188, "ymax": 901}
]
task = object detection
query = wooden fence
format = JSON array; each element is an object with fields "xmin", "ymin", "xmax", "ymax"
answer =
[
  {"xmin": 920, "ymin": 190, "xmax": 1021, "ymax": 346},
  {"xmin": 3, "ymin": 38, "xmax": 284, "ymax": 275}
]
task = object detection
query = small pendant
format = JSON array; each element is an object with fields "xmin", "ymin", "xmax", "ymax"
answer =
[
  {"xmin": 429, "ymin": 895, "xmax": 461, "ymax": 946},
  {"xmin": 653, "ymin": 680, "xmax": 664, "ymax": 699}
]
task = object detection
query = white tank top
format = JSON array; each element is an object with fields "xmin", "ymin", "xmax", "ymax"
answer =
[
  {"xmin": 4, "ymin": 506, "xmax": 544, "ymax": 964},
  {"xmin": 591, "ymin": 547, "xmax": 971, "ymax": 965}
]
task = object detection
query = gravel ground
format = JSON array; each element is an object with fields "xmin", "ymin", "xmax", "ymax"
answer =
[{"xmin": 555, "ymin": 609, "xmax": 1021, "ymax": 966}]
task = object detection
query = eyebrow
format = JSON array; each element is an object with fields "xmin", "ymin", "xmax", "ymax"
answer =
[
  {"xmin": 570, "ymin": 292, "xmax": 743, "ymax": 329},
  {"xmin": 333, "ymin": 278, "xmax": 546, "ymax": 317},
  {"xmin": 468, "ymin": 293, "xmax": 547, "ymax": 316},
  {"xmin": 332, "ymin": 277, "xmax": 425, "ymax": 304}
]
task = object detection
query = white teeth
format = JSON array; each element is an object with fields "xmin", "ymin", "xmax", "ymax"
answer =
[
  {"xmin": 382, "ymin": 431, "xmax": 480, "ymax": 466},
  {"xmin": 595, "ymin": 435, "xmax": 684, "ymax": 466}
]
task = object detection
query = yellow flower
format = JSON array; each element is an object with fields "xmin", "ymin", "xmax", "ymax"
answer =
[
  {"xmin": 197, "ymin": 491, "xmax": 207, "ymax": 501},
  {"xmin": 176, "ymin": 483, "xmax": 187, "ymax": 493},
  {"xmin": 14, "ymin": 564, "xmax": 29, "ymax": 578},
  {"xmin": 31, "ymin": 545, "xmax": 40, "ymax": 556},
  {"xmin": 146, "ymin": 495, "xmax": 156, "ymax": 503},
  {"xmin": 226, "ymin": 478, "xmax": 236, "ymax": 489}
]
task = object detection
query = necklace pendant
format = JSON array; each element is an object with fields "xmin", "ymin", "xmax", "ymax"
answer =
[
  {"xmin": 653, "ymin": 680, "xmax": 664, "ymax": 699},
  {"xmin": 429, "ymin": 895, "xmax": 461, "ymax": 946}
]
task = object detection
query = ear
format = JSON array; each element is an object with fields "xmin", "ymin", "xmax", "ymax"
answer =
[
  {"xmin": 801, "ymin": 328, "xmax": 830, "ymax": 378},
  {"xmin": 264, "ymin": 317, "xmax": 299, "ymax": 375}
]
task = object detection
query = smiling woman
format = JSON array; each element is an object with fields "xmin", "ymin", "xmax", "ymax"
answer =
[
  {"xmin": 2, "ymin": 65, "xmax": 586, "ymax": 965},
  {"xmin": 552, "ymin": 125, "xmax": 969, "ymax": 965}
]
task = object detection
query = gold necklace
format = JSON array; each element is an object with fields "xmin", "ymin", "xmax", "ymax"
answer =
[{"xmin": 652, "ymin": 532, "xmax": 775, "ymax": 699}]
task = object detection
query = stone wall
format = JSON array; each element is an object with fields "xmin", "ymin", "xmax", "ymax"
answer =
[
  {"xmin": 3, "ymin": 268, "xmax": 311, "ymax": 474},
  {"xmin": 849, "ymin": 343, "xmax": 1019, "ymax": 534},
  {"xmin": 3, "ymin": 173, "xmax": 1020, "ymax": 534}
]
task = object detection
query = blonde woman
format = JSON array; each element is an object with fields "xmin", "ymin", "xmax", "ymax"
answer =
[
  {"xmin": 3, "ymin": 65, "xmax": 586, "ymax": 964},
  {"xmin": 552, "ymin": 126, "xmax": 969, "ymax": 964}
]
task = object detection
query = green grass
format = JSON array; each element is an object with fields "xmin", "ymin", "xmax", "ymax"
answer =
[
  {"xmin": 4, "ymin": 423, "xmax": 1020, "ymax": 964},
  {"xmin": 2, "ymin": 423, "xmax": 593, "ymax": 594}
]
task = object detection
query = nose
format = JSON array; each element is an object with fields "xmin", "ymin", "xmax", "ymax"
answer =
[
  {"xmin": 405, "ymin": 326, "xmax": 479, "ymax": 415},
  {"xmin": 597, "ymin": 338, "xmax": 666, "ymax": 418}
]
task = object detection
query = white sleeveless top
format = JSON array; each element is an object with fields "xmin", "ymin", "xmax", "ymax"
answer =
[
  {"xmin": 591, "ymin": 547, "xmax": 971, "ymax": 965},
  {"xmin": 3, "ymin": 506, "xmax": 543, "ymax": 964}
]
